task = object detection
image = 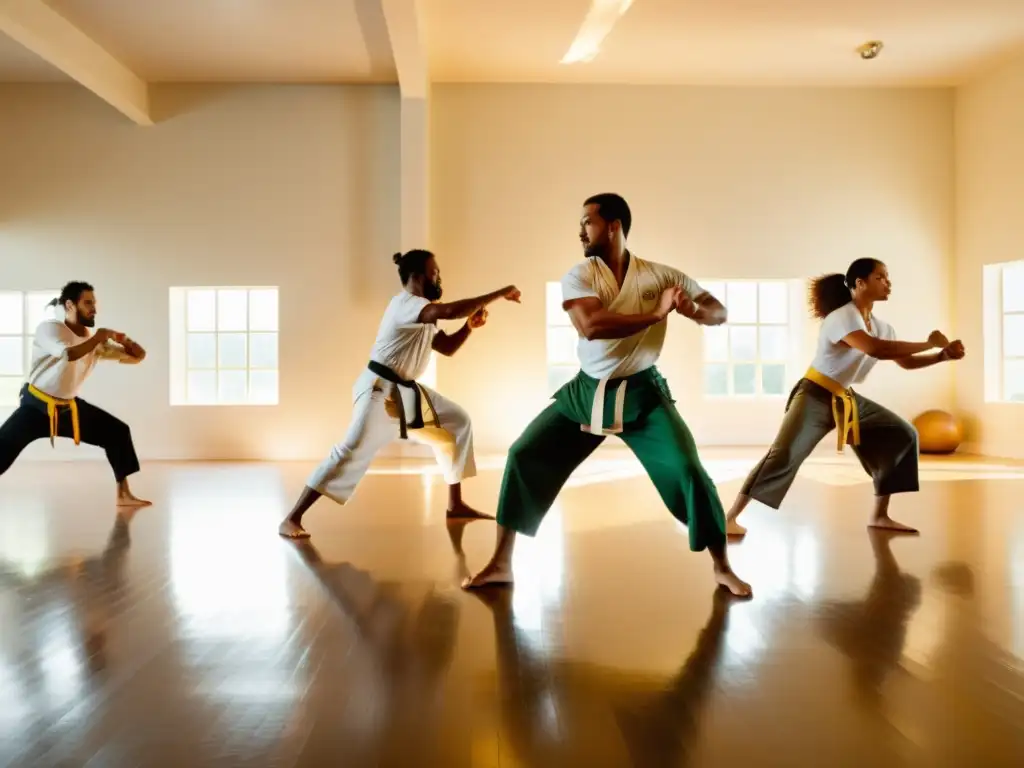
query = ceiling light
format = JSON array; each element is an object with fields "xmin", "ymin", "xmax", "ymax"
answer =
[
  {"xmin": 857, "ymin": 41, "xmax": 884, "ymax": 60},
  {"xmin": 560, "ymin": 0, "xmax": 635, "ymax": 65}
]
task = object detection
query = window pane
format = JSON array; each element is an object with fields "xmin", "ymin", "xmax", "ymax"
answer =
[
  {"xmin": 187, "ymin": 370, "xmax": 216, "ymax": 404},
  {"xmin": 1003, "ymin": 263, "xmax": 1024, "ymax": 313},
  {"xmin": 1005, "ymin": 360, "xmax": 1024, "ymax": 401},
  {"xmin": 187, "ymin": 289, "xmax": 216, "ymax": 332},
  {"xmin": 546, "ymin": 282, "xmax": 571, "ymax": 326},
  {"xmin": 758, "ymin": 282, "xmax": 788, "ymax": 324},
  {"xmin": 726, "ymin": 282, "xmax": 757, "ymax": 323},
  {"xmin": 26, "ymin": 291, "xmax": 59, "ymax": 330},
  {"xmin": 250, "ymin": 333, "xmax": 278, "ymax": 369},
  {"xmin": 762, "ymin": 363, "xmax": 787, "ymax": 396},
  {"xmin": 187, "ymin": 333, "xmax": 216, "ymax": 369},
  {"xmin": 704, "ymin": 363, "xmax": 728, "ymax": 396},
  {"xmin": 729, "ymin": 326, "xmax": 757, "ymax": 361},
  {"xmin": 0, "ymin": 293, "xmax": 22, "ymax": 335},
  {"xmin": 546, "ymin": 326, "xmax": 578, "ymax": 366},
  {"xmin": 759, "ymin": 326, "xmax": 789, "ymax": 361},
  {"xmin": 420, "ymin": 351, "xmax": 437, "ymax": 389},
  {"xmin": 1004, "ymin": 315, "xmax": 1024, "ymax": 357},
  {"xmin": 218, "ymin": 333, "xmax": 248, "ymax": 369},
  {"xmin": 0, "ymin": 337, "xmax": 23, "ymax": 376},
  {"xmin": 248, "ymin": 289, "xmax": 279, "ymax": 332},
  {"xmin": 703, "ymin": 326, "xmax": 729, "ymax": 362},
  {"xmin": 0, "ymin": 376, "xmax": 21, "ymax": 406},
  {"xmin": 217, "ymin": 289, "xmax": 248, "ymax": 331},
  {"xmin": 733, "ymin": 363, "xmax": 756, "ymax": 395},
  {"xmin": 249, "ymin": 370, "xmax": 279, "ymax": 404},
  {"xmin": 218, "ymin": 370, "xmax": 247, "ymax": 403},
  {"xmin": 547, "ymin": 365, "xmax": 578, "ymax": 393}
]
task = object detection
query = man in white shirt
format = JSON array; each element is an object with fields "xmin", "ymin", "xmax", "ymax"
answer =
[
  {"xmin": 0, "ymin": 281, "xmax": 150, "ymax": 507},
  {"xmin": 279, "ymin": 250, "xmax": 521, "ymax": 539},
  {"xmin": 462, "ymin": 193, "xmax": 751, "ymax": 597}
]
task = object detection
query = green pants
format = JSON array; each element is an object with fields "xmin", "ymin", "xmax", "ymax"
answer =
[{"xmin": 496, "ymin": 368, "xmax": 727, "ymax": 552}]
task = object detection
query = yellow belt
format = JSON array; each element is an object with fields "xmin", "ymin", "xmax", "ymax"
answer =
[
  {"xmin": 804, "ymin": 367, "xmax": 859, "ymax": 452},
  {"xmin": 27, "ymin": 384, "xmax": 80, "ymax": 447}
]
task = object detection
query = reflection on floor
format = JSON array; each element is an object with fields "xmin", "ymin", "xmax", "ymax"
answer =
[{"xmin": 1, "ymin": 450, "xmax": 1022, "ymax": 766}]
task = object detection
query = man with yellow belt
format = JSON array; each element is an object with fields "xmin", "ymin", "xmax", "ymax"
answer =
[
  {"xmin": 0, "ymin": 281, "xmax": 150, "ymax": 507},
  {"xmin": 726, "ymin": 258, "xmax": 965, "ymax": 537},
  {"xmin": 462, "ymin": 193, "xmax": 751, "ymax": 597}
]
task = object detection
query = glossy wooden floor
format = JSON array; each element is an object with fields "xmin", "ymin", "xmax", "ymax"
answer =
[{"xmin": 1, "ymin": 449, "xmax": 1023, "ymax": 767}]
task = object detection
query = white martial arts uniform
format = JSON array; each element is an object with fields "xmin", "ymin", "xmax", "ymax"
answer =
[
  {"xmin": 307, "ymin": 291, "xmax": 477, "ymax": 504},
  {"xmin": 560, "ymin": 253, "xmax": 706, "ymax": 433}
]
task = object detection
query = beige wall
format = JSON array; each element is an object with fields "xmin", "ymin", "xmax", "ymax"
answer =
[
  {"xmin": 0, "ymin": 83, "xmax": 402, "ymax": 461},
  {"xmin": 0, "ymin": 82, "xmax": 960, "ymax": 462},
  {"xmin": 431, "ymin": 85, "xmax": 955, "ymax": 453},
  {"xmin": 954, "ymin": 53, "xmax": 1024, "ymax": 458}
]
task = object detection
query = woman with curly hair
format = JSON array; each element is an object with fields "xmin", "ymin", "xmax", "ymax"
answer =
[{"xmin": 725, "ymin": 258, "xmax": 964, "ymax": 536}]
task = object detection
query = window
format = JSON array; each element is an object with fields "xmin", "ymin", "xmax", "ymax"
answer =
[
  {"xmin": 700, "ymin": 280, "xmax": 791, "ymax": 398},
  {"xmin": 0, "ymin": 290, "xmax": 60, "ymax": 406},
  {"xmin": 546, "ymin": 282, "xmax": 578, "ymax": 392},
  {"xmin": 169, "ymin": 287, "xmax": 279, "ymax": 406},
  {"xmin": 983, "ymin": 261, "xmax": 1024, "ymax": 402},
  {"xmin": 420, "ymin": 352, "xmax": 437, "ymax": 390}
]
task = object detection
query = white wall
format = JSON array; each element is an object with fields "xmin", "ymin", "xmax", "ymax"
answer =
[
  {"xmin": 431, "ymin": 85, "xmax": 956, "ymax": 453},
  {"xmin": 0, "ymin": 83, "xmax": 402, "ymax": 461},
  {"xmin": 954, "ymin": 53, "xmax": 1024, "ymax": 458}
]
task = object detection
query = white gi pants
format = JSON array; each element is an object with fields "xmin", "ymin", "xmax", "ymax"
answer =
[{"xmin": 307, "ymin": 384, "xmax": 477, "ymax": 505}]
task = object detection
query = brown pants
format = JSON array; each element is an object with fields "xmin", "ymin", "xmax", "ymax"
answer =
[{"xmin": 740, "ymin": 378, "xmax": 919, "ymax": 509}]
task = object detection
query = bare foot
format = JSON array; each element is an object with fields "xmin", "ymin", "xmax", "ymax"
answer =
[
  {"xmin": 461, "ymin": 562, "xmax": 514, "ymax": 589},
  {"xmin": 278, "ymin": 519, "xmax": 311, "ymax": 539},
  {"xmin": 726, "ymin": 517, "xmax": 747, "ymax": 537},
  {"xmin": 714, "ymin": 567, "xmax": 753, "ymax": 598},
  {"xmin": 116, "ymin": 493, "xmax": 152, "ymax": 508},
  {"xmin": 868, "ymin": 516, "xmax": 919, "ymax": 534},
  {"xmin": 446, "ymin": 503, "xmax": 494, "ymax": 521}
]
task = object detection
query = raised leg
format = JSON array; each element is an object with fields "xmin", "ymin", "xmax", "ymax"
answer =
[
  {"xmin": 618, "ymin": 400, "xmax": 751, "ymax": 597},
  {"xmin": 462, "ymin": 404, "xmax": 604, "ymax": 588}
]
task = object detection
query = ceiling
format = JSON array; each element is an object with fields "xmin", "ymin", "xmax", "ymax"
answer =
[{"xmin": 0, "ymin": 0, "xmax": 1023, "ymax": 88}]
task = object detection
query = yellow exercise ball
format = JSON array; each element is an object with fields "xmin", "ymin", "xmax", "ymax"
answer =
[{"xmin": 912, "ymin": 409, "xmax": 963, "ymax": 454}]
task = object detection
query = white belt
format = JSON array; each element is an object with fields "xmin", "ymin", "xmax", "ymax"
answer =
[{"xmin": 581, "ymin": 375, "xmax": 628, "ymax": 435}]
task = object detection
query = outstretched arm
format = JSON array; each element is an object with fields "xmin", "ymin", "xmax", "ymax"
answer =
[
  {"xmin": 841, "ymin": 329, "xmax": 946, "ymax": 360},
  {"xmin": 894, "ymin": 340, "xmax": 964, "ymax": 370},
  {"xmin": 418, "ymin": 286, "xmax": 519, "ymax": 325}
]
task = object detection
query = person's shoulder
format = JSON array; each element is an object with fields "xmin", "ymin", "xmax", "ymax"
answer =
[
  {"xmin": 825, "ymin": 302, "xmax": 858, "ymax": 322},
  {"xmin": 35, "ymin": 319, "xmax": 69, "ymax": 336},
  {"xmin": 562, "ymin": 259, "xmax": 595, "ymax": 285},
  {"xmin": 564, "ymin": 259, "xmax": 593, "ymax": 278}
]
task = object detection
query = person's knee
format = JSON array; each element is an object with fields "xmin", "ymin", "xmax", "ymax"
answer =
[{"xmin": 105, "ymin": 417, "xmax": 132, "ymax": 445}]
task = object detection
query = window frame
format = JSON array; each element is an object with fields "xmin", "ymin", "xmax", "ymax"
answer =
[
  {"xmin": 0, "ymin": 290, "xmax": 60, "ymax": 407},
  {"xmin": 169, "ymin": 286, "xmax": 280, "ymax": 407},
  {"xmin": 699, "ymin": 279, "xmax": 793, "ymax": 400},
  {"xmin": 545, "ymin": 281, "xmax": 579, "ymax": 392}
]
